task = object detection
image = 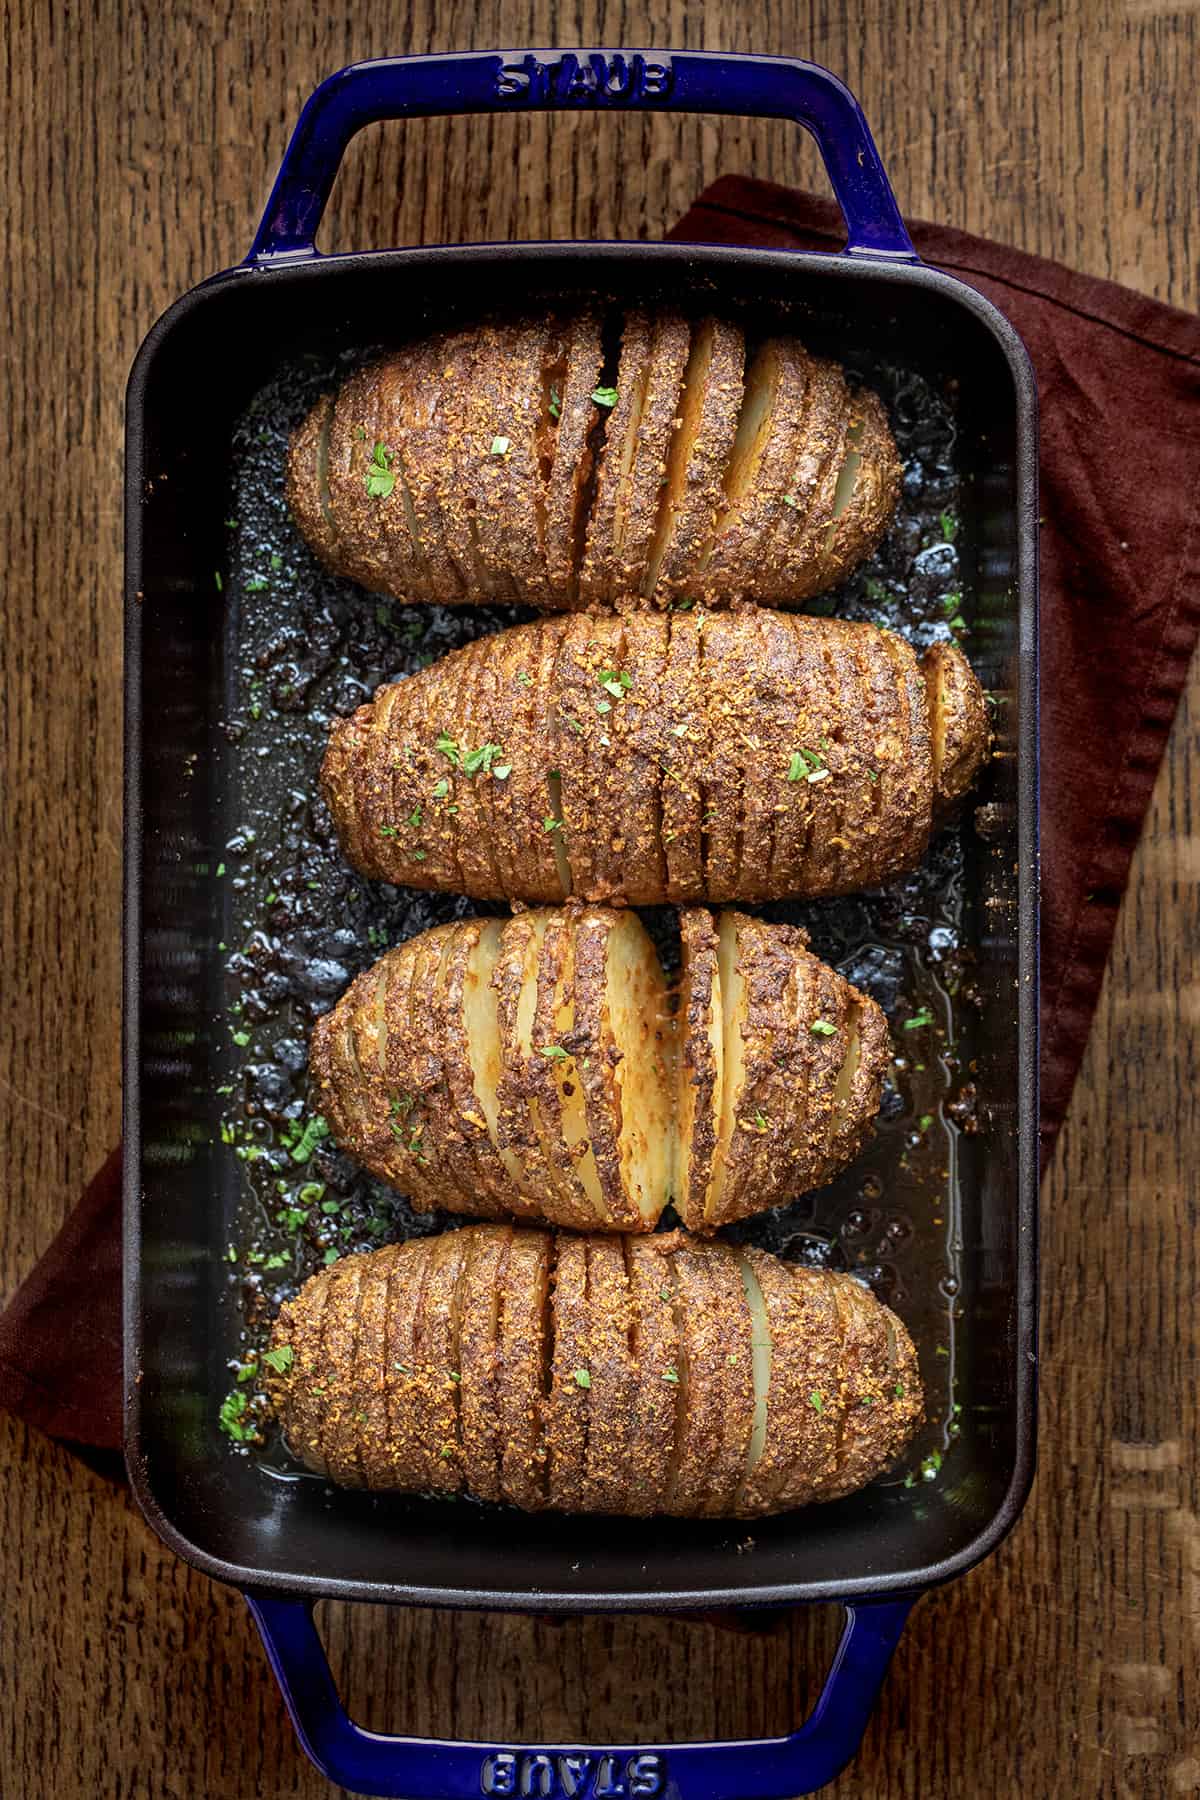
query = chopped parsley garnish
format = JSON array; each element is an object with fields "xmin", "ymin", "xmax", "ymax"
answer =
[
  {"xmin": 215, "ymin": 862, "xmax": 226, "ymax": 877},
  {"xmin": 218, "ymin": 1387, "xmax": 256, "ymax": 1444},
  {"xmin": 595, "ymin": 698, "xmax": 612, "ymax": 714},
  {"xmin": 323, "ymin": 1247, "xmax": 340, "ymax": 1266},
  {"xmin": 894, "ymin": 1382, "xmax": 906, "ymax": 1398},
  {"xmin": 754, "ymin": 1110, "xmax": 768, "ymax": 1132},
  {"xmin": 245, "ymin": 577, "xmax": 268, "ymax": 594},
  {"xmin": 435, "ymin": 732, "xmax": 460, "ymax": 767},
  {"xmin": 365, "ymin": 441, "xmax": 396, "ymax": 499},
  {"xmin": 230, "ymin": 1029, "xmax": 250, "ymax": 1048},
  {"xmin": 543, "ymin": 816, "xmax": 563, "ymax": 832},
  {"xmin": 591, "ymin": 386, "xmax": 618, "ymax": 408},
  {"xmin": 598, "ymin": 669, "xmax": 632, "ymax": 699},
  {"xmin": 432, "ymin": 777, "xmax": 450, "ymax": 798},
  {"xmin": 408, "ymin": 807, "xmax": 422, "ymax": 827},
  {"xmin": 782, "ymin": 493, "xmax": 801, "ymax": 510},
  {"xmin": 918, "ymin": 1113, "xmax": 934, "ymax": 1133},
  {"xmin": 787, "ymin": 747, "xmax": 826, "ymax": 782},
  {"xmin": 489, "ymin": 435, "xmax": 510, "ymax": 457},
  {"xmin": 538, "ymin": 1044, "xmax": 569, "ymax": 1060},
  {"xmin": 572, "ymin": 1368, "xmax": 592, "ymax": 1389},
  {"xmin": 297, "ymin": 1182, "xmax": 325, "ymax": 1205},
  {"xmin": 659, "ymin": 1288, "xmax": 671, "ymax": 1303},
  {"xmin": 288, "ymin": 1114, "xmax": 330, "ymax": 1164},
  {"xmin": 214, "ymin": 570, "xmax": 224, "ymax": 592},
  {"xmin": 940, "ymin": 510, "xmax": 958, "ymax": 542},
  {"xmin": 548, "ymin": 387, "xmax": 561, "ymax": 419},
  {"xmin": 663, "ymin": 1366, "xmax": 680, "ymax": 1385},
  {"xmin": 462, "ymin": 741, "xmax": 503, "ymax": 776},
  {"xmin": 810, "ymin": 1019, "xmax": 838, "ymax": 1037},
  {"xmin": 810, "ymin": 1390, "xmax": 825, "ymax": 1412},
  {"xmin": 516, "ymin": 669, "xmax": 533, "ymax": 686},
  {"xmin": 263, "ymin": 1345, "xmax": 294, "ymax": 1375},
  {"xmin": 670, "ymin": 723, "xmax": 688, "ymax": 737},
  {"xmin": 492, "ymin": 763, "xmax": 511, "ymax": 780},
  {"xmin": 903, "ymin": 1008, "xmax": 934, "ymax": 1031},
  {"xmin": 320, "ymin": 1198, "xmax": 341, "ymax": 1216},
  {"xmin": 378, "ymin": 824, "xmax": 398, "ymax": 837}
]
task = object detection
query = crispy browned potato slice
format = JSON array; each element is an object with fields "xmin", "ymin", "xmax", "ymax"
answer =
[
  {"xmin": 458, "ymin": 319, "xmax": 557, "ymax": 607},
  {"xmin": 659, "ymin": 609, "xmax": 707, "ymax": 901},
  {"xmin": 694, "ymin": 1239, "xmax": 756, "ymax": 1515},
  {"xmin": 286, "ymin": 392, "xmax": 342, "ymax": 575},
  {"xmin": 497, "ymin": 621, "xmax": 571, "ymax": 901},
  {"xmin": 574, "ymin": 907, "xmax": 675, "ymax": 1231},
  {"xmin": 702, "ymin": 912, "xmax": 891, "ymax": 1230},
  {"xmin": 524, "ymin": 909, "xmax": 607, "ymax": 1231},
  {"xmin": 700, "ymin": 338, "xmax": 815, "ymax": 599},
  {"xmin": 695, "ymin": 610, "xmax": 751, "ymax": 901},
  {"xmin": 269, "ymin": 1264, "xmax": 333, "ymax": 1476},
  {"xmin": 606, "ymin": 612, "xmax": 670, "ymax": 904},
  {"xmin": 439, "ymin": 920, "xmax": 521, "ymax": 1214},
  {"xmin": 545, "ymin": 612, "xmax": 624, "ymax": 900},
  {"xmin": 745, "ymin": 357, "xmax": 847, "ymax": 605},
  {"xmin": 410, "ymin": 329, "xmax": 495, "ymax": 600},
  {"xmin": 580, "ymin": 1238, "xmax": 640, "ymax": 1512},
  {"xmin": 400, "ymin": 1228, "xmax": 468, "ymax": 1492},
  {"xmin": 396, "ymin": 926, "xmax": 479, "ymax": 1212},
  {"xmin": 470, "ymin": 635, "xmax": 533, "ymax": 897},
  {"xmin": 315, "ymin": 1252, "xmax": 368, "ymax": 1487},
  {"xmin": 643, "ymin": 317, "xmax": 745, "ymax": 602},
  {"xmin": 673, "ymin": 908, "xmax": 723, "ymax": 1233},
  {"xmin": 375, "ymin": 1241, "xmax": 434, "ymax": 1490},
  {"xmin": 386, "ymin": 342, "xmax": 471, "ymax": 604},
  {"xmin": 734, "ymin": 1249, "xmax": 835, "ymax": 1515},
  {"xmin": 320, "ymin": 365, "xmax": 420, "ymax": 597},
  {"xmin": 543, "ymin": 1233, "xmax": 591, "ymax": 1511},
  {"xmin": 578, "ymin": 311, "xmax": 653, "ymax": 603},
  {"xmin": 612, "ymin": 311, "xmax": 692, "ymax": 599},
  {"xmin": 456, "ymin": 1224, "xmax": 512, "ymax": 1503},
  {"xmin": 623, "ymin": 1239, "xmax": 681, "ymax": 1509},
  {"xmin": 492, "ymin": 912, "xmax": 571, "ymax": 1221},
  {"xmin": 351, "ymin": 1242, "xmax": 408, "ymax": 1491},
  {"xmin": 661, "ymin": 1233, "xmax": 725, "ymax": 1515},
  {"xmin": 810, "ymin": 1273, "xmax": 922, "ymax": 1502},
  {"xmin": 544, "ymin": 310, "xmax": 605, "ymax": 602},
  {"xmin": 922, "ymin": 638, "xmax": 990, "ymax": 810},
  {"xmin": 729, "ymin": 605, "xmax": 793, "ymax": 898},
  {"xmin": 442, "ymin": 636, "xmax": 506, "ymax": 899},
  {"xmin": 812, "ymin": 388, "xmax": 901, "ymax": 595},
  {"xmin": 495, "ymin": 1228, "xmax": 552, "ymax": 1509}
]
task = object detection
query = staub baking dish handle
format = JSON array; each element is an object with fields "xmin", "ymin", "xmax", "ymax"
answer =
[
  {"xmin": 247, "ymin": 48, "xmax": 918, "ymax": 264},
  {"xmin": 246, "ymin": 1590, "xmax": 918, "ymax": 1798}
]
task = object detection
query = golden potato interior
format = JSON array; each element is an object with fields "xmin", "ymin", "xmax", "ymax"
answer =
[
  {"xmin": 736, "ymin": 1249, "xmax": 772, "ymax": 1487},
  {"xmin": 707, "ymin": 909, "xmax": 750, "ymax": 1224},
  {"xmin": 604, "ymin": 911, "xmax": 676, "ymax": 1226},
  {"xmin": 822, "ymin": 418, "xmax": 865, "ymax": 555},
  {"xmin": 548, "ymin": 928, "xmax": 607, "ymax": 1224},
  {"xmin": 642, "ymin": 318, "xmax": 713, "ymax": 595},
  {"xmin": 461, "ymin": 919, "xmax": 524, "ymax": 1190},
  {"xmin": 673, "ymin": 910, "xmax": 724, "ymax": 1229}
]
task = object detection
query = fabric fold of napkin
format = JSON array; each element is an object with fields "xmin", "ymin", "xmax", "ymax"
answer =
[{"xmin": 4, "ymin": 178, "xmax": 1199, "ymax": 1455}]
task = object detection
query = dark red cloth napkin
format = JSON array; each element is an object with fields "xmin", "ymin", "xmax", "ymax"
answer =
[{"xmin": 5, "ymin": 179, "xmax": 1200, "ymax": 1455}]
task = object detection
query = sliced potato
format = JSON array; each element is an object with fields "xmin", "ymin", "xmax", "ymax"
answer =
[
  {"xmin": 542, "ymin": 1233, "xmax": 590, "ymax": 1512},
  {"xmin": 623, "ymin": 1239, "xmax": 682, "ymax": 1507},
  {"xmin": 455, "ymin": 1223, "xmax": 510, "ymax": 1502},
  {"xmin": 271, "ymin": 1230, "xmax": 924, "ymax": 1516},
  {"xmin": 525, "ymin": 910, "xmax": 606, "ymax": 1231},
  {"xmin": 923, "ymin": 638, "xmax": 991, "ymax": 810},
  {"xmin": 578, "ymin": 310, "xmax": 653, "ymax": 603},
  {"xmin": 435, "ymin": 924, "xmax": 514, "ymax": 1216},
  {"xmin": 643, "ymin": 316, "xmax": 746, "ymax": 601},
  {"xmin": 606, "ymin": 613, "xmax": 670, "ymax": 906},
  {"xmin": 495, "ymin": 1227, "xmax": 551, "ymax": 1509},
  {"xmin": 700, "ymin": 338, "xmax": 814, "ymax": 598},
  {"xmin": 658, "ymin": 610, "xmax": 707, "ymax": 902},
  {"xmin": 543, "ymin": 309, "xmax": 605, "ymax": 601},
  {"xmin": 673, "ymin": 908, "xmax": 723, "ymax": 1232},
  {"xmin": 492, "ymin": 912, "xmax": 568, "ymax": 1222},
  {"xmin": 612, "ymin": 310, "xmax": 692, "ymax": 598}
]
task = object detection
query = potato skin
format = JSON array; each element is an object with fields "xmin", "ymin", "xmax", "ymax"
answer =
[
  {"xmin": 287, "ymin": 311, "xmax": 900, "ymax": 609},
  {"xmin": 322, "ymin": 610, "xmax": 987, "ymax": 903},
  {"xmin": 267, "ymin": 1229, "xmax": 923, "ymax": 1517}
]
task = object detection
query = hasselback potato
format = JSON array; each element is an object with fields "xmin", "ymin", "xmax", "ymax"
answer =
[
  {"xmin": 320, "ymin": 608, "xmax": 988, "ymax": 904},
  {"xmin": 286, "ymin": 309, "xmax": 901, "ymax": 609},
  {"xmin": 266, "ymin": 1228, "xmax": 923, "ymax": 1516},
  {"xmin": 310, "ymin": 906, "xmax": 889, "ymax": 1233}
]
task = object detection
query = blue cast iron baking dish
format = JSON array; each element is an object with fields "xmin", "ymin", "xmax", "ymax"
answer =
[{"xmin": 123, "ymin": 48, "xmax": 1039, "ymax": 1798}]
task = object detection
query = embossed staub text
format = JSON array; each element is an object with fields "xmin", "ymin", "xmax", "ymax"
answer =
[
  {"xmin": 494, "ymin": 53, "xmax": 674, "ymax": 104},
  {"xmin": 480, "ymin": 1750, "xmax": 665, "ymax": 1797}
]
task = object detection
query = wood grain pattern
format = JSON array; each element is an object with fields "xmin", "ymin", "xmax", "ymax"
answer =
[{"xmin": 1, "ymin": 1, "xmax": 1196, "ymax": 1795}]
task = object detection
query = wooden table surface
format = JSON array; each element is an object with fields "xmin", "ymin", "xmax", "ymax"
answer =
[{"xmin": 2, "ymin": 2, "xmax": 1197, "ymax": 1795}]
